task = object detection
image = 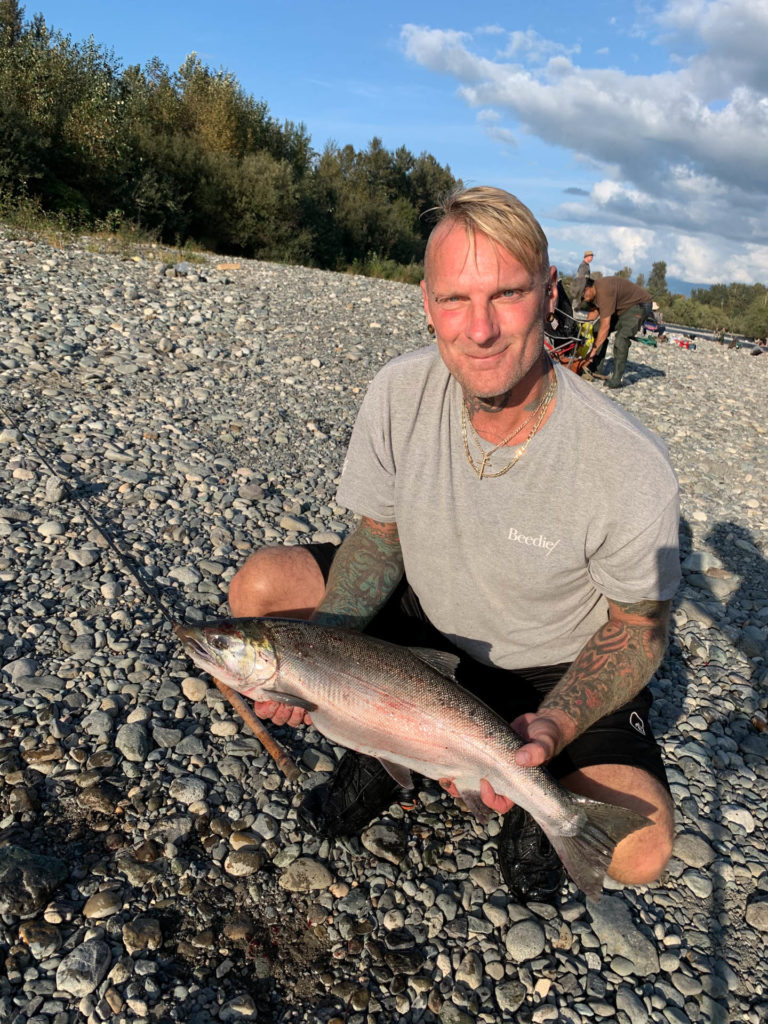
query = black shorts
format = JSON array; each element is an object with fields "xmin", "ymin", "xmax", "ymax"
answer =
[{"xmin": 306, "ymin": 542, "xmax": 670, "ymax": 792}]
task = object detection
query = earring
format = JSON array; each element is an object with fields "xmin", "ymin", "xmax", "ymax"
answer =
[
  {"xmin": 427, "ymin": 324, "xmax": 435, "ymax": 335},
  {"xmin": 546, "ymin": 313, "xmax": 556, "ymax": 324}
]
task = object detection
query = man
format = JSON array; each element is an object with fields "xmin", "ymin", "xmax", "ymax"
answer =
[
  {"xmin": 229, "ymin": 187, "xmax": 679, "ymax": 903},
  {"xmin": 582, "ymin": 276, "xmax": 653, "ymax": 388},
  {"xmin": 571, "ymin": 249, "xmax": 593, "ymax": 308}
]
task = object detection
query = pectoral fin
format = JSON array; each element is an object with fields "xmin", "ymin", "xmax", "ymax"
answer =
[
  {"xmin": 377, "ymin": 759, "xmax": 414, "ymax": 789},
  {"xmin": 455, "ymin": 787, "xmax": 491, "ymax": 825},
  {"xmin": 264, "ymin": 690, "xmax": 318, "ymax": 712}
]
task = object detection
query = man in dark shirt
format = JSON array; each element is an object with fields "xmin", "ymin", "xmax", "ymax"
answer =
[
  {"xmin": 571, "ymin": 249, "xmax": 593, "ymax": 308},
  {"xmin": 582, "ymin": 277, "xmax": 653, "ymax": 388}
]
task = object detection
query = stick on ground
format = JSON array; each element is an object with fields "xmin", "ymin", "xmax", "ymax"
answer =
[{"xmin": 213, "ymin": 677, "xmax": 301, "ymax": 782}]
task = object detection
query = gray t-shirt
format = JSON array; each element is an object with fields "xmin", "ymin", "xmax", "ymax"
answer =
[{"xmin": 336, "ymin": 346, "xmax": 680, "ymax": 670}]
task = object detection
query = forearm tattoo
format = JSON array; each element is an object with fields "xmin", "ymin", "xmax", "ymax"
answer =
[
  {"xmin": 539, "ymin": 599, "xmax": 671, "ymax": 745},
  {"xmin": 312, "ymin": 517, "xmax": 403, "ymax": 630}
]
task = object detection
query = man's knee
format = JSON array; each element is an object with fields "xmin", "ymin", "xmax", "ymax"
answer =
[{"xmin": 228, "ymin": 545, "xmax": 327, "ymax": 619}]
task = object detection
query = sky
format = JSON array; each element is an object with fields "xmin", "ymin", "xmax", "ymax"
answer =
[{"xmin": 36, "ymin": 0, "xmax": 768, "ymax": 287}]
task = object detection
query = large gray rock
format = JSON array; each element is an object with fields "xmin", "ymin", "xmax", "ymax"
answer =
[
  {"xmin": 115, "ymin": 722, "xmax": 152, "ymax": 762},
  {"xmin": 588, "ymin": 894, "xmax": 660, "ymax": 975},
  {"xmin": 55, "ymin": 939, "xmax": 111, "ymax": 996},
  {"xmin": 0, "ymin": 846, "xmax": 68, "ymax": 917}
]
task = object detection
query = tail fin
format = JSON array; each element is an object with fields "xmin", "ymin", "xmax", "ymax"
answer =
[{"xmin": 546, "ymin": 797, "xmax": 652, "ymax": 900}]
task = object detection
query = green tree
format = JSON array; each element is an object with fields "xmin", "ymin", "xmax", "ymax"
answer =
[
  {"xmin": 647, "ymin": 261, "xmax": 669, "ymax": 303},
  {"xmin": 616, "ymin": 266, "xmax": 632, "ymax": 279},
  {"xmin": 0, "ymin": 0, "xmax": 24, "ymax": 48}
]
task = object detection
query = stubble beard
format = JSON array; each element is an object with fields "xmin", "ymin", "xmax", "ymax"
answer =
[{"xmin": 458, "ymin": 344, "xmax": 550, "ymax": 412}]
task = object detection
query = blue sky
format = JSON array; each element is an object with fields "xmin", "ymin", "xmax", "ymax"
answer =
[{"xmin": 36, "ymin": 0, "xmax": 768, "ymax": 285}]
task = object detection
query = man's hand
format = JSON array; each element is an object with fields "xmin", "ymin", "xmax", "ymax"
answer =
[
  {"xmin": 251, "ymin": 699, "xmax": 312, "ymax": 729},
  {"xmin": 439, "ymin": 777, "xmax": 513, "ymax": 815},
  {"xmin": 510, "ymin": 708, "xmax": 576, "ymax": 766}
]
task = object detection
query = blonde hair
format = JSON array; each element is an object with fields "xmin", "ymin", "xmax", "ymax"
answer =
[{"xmin": 425, "ymin": 186, "xmax": 550, "ymax": 279}]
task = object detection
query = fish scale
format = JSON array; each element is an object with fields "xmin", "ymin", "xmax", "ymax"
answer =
[{"xmin": 175, "ymin": 615, "xmax": 653, "ymax": 899}]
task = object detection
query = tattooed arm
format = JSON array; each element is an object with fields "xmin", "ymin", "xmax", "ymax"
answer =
[
  {"xmin": 250, "ymin": 516, "xmax": 402, "ymax": 727},
  {"xmin": 514, "ymin": 597, "xmax": 672, "ymax": 767},
  {"xmin": 311, "ymin": 515, "xmax": 404, "ymax": 630},
  {"xmin": 467, "ymin": 597, "xmax": 672, "ymax": 812}
]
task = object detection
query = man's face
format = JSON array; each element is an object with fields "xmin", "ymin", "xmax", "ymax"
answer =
[
  {"xmin": 421, "ymin": 221, "xmax": 557, "ymax": 402},
  {"xmin": 585, "ymin": 254, "xmax": 593, "ymax": 264},
  {"xmin": 582, "ymin": 283, "xmax": 596, "ymax": 305}
]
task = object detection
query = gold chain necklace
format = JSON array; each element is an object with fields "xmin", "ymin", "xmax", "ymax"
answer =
[{"xmin": 461, "ymin": 374, "xmax": 558, "ymax": 479}]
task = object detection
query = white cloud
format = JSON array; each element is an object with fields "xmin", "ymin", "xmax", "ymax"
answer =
[
  {"xmin": 484, "ymin": 125, "xmax": 518, "ymax": 146},
  {"xmin": 401, "ymin": 3, "xmax": 768, "ymax": 281},
  {"xmin": 500, "ymin": 29, "xmax": 579, "ymax": 63}
]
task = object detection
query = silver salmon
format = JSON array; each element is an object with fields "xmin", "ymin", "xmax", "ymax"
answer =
[{"xmin": 175, "ymin": 617, "xmax": 651, "ymax": 899}]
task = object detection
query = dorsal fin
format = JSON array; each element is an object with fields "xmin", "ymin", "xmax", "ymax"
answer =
[{"xmin": 408, "ymin": 647, "xmax": 460, "ymax": 681}]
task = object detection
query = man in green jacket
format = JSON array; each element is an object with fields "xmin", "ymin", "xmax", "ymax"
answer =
[{"xmin": 582, "ymin": 277, "xmax": 653, "ymax": 388}]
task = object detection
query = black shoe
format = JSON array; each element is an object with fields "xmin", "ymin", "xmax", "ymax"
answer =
[
  {"xmin": 297, "ymin": 750, "xmax": 402, "ymax": 839},
  {"xmin": 497, "ymin": 805, "xmax": 565, "ymax": 903},
  {"xmin": 604, "ymin": 378, "xmax": 622, "ymax": 389}
]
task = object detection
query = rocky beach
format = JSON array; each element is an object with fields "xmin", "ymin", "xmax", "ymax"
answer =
[{"xmin": 1, "ymin": 232, "xmax": 767, "ymax": 1024}]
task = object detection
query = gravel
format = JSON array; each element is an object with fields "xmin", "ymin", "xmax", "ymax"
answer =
[{"xmin": 1, "ymin": 231, "xmax": 767, "ymax": 1024}]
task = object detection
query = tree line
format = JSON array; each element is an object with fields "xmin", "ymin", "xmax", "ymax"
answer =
[
  {"xmin": 0, "ymin": 1, "xmax": 458, "ymax": 279},
  {"xmin": 562, "ymin": 261, "xmax": 768, "ymax": 339},
  {"xmin": 1, "ymin": 1, "xmax": 766, "ymax": 329}
]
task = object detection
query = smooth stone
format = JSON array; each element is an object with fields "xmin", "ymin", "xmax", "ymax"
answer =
[
  {"xmin": 19, "ymin": 920, "xmax": 63, "ymax": 959},
  {"xmin": 83, "ymin": 891, "xmax": 122, "ymax": 919},
  {"xmin": 455, "ymin": 950, "xmax": 483, "ymax": 989},
  {"xmin": 168, "ymin": 776, "xmax": 208, "ymax": 805},
  {"xmin": 181, "ymin": 677, "xmax": 209, "ymax": 700},
  {"xmin": 115, "ymin": 722, "xmax": 152, "ymax": 762},
  {"xmin": 56, "ymin": 939, "xmax": 111, "ymax": 996},
  {"xmin": 504, "ymin": 919, "xmax": 546, "ymax": 962},
  {"xmin": 2, "ymin": 657, "xmax": 39, "ymax": 682},
  {"xmin": 745, "ymin": 898, "xmax": 768, "ymax": 933},
  {"xmin": 495, "ymin": 979, "xmax": 526, "ymax": 1013},
  {"xmin": 278, "ymin": 858, "xmax": 333, "ymax": 892},
  {"xmin": 38, "ymin": 520, "xmax": 65, "ymax": 537},
  {"xmin": 224, "ymin": 849, "xmax": 266, "ymax": 876},
  {"xmin": 587, "ymin": 894, "xmax": 660, "ymax": 974},
  {"xmin": 673, "ymin": 832, "xmax": 716, "ymax": 868}
]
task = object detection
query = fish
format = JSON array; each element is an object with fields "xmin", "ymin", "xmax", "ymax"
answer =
[{"xmin": 174, "ymin": 616, "xmax": 652, "ymax": 899}]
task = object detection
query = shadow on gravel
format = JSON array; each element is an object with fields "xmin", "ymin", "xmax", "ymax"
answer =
[
  {"xmin": 705, "ymin": 521, "xmax": 768, "ymax": 685},
  {"xmin": 653, "ymin": 514, "xmax": 767, "ymax": 999},
  {"xmin": 623, "ymin": 362, "xmax": 665, "ymax": 386},
  {"xmin": 0, "ymin": 787, "xmax": 343, "ymax": 1024},
  {"xmin": 598, "ymin": 352, "xmax": 665, "ymax": 387}
]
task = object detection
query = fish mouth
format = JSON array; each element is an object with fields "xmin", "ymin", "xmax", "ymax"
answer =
[{"xmin": 173, "ymin": 625, "xmax": 212, "ymax": 663}]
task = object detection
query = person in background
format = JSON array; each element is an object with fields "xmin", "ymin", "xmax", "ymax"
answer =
[
  {"xmin": 581, "ymin": 276, "xmax": 653, "ymax": 388},
  {"xmin": 571, "ymin": 249, "xmax": 594, "ymax": 308}
]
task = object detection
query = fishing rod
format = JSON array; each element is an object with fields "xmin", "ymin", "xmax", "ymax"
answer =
[{"xmin": 1, "ymin": 400, "xmax": 300, "ymax": 782}]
